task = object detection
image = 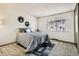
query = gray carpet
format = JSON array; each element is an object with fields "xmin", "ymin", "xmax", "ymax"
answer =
[{"xmin": 0, "ymin": 40, "xmax": 79, "ymax": 56}]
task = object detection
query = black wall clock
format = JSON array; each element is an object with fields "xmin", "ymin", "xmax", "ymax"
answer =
[
  {"xmin": 25, "ymin": 21, "xmax": 29, "ymax": 27},
  {"xmin": 18, "ymin": 16, "xmax": 24, "ymax": 23}
]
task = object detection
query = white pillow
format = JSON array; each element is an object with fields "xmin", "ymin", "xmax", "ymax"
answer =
[{"xmin": 26, "ymin": 28, "xmax": 31, "ymax": 33}]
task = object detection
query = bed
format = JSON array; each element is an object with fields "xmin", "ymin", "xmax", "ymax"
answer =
[{"xmin": 16, "ymin": 32, "xmax": 48, "ymax": 52}]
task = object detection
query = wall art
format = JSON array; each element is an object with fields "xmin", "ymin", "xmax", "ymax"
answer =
[
  {"xmin": 18, "ymin": 16, "xmax": 24, "ymax": 23},
  {"xmin": 48, "ymin": 19, "xmax": 66, "ymax": 32}
]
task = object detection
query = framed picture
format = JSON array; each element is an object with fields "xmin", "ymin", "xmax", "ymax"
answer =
[
  {"xmin": 48, "ymin": 18, "xmax": 66, "ymax": 32},
  {"xmin": 48, "ymin": 20, "xmax": 56, "ymax": 31},
  {"xmin": 25, "ymin": 21, "xmax": 30, "ymax": 27},
  {"xmin": 56, "ymin": 19, "xmax": 66, "ymax": 31},
  {"xmin": 18, "ymin": 16, "xmax": 24, "ymax": 23}
]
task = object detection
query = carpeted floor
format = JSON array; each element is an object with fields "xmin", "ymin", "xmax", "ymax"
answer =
[{"xmin": 0, "ymin": 40, "xmax": 79, "ymax": 56}]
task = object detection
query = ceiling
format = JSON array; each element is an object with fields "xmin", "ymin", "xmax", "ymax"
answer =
[{"xmin": 0, "ymin": 3, "xmax": 76, "ymax": 17}]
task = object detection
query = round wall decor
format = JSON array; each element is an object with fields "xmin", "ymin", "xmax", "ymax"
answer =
[
  {"xmin": 18, "ymin": 16, "xmax": 24, "ymax": 23},
  {"xmin": 25, "ymin": 21, "xmax": 29, "ymax": 27}
]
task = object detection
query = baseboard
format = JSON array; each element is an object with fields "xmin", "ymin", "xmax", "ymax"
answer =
[
  {"xmin": 50, "ymin": 38, "xmax": 76, "ymax": 45},
  {"xmin": 0, "ymin": 42, "xmax": 16, "ymax": 47}
]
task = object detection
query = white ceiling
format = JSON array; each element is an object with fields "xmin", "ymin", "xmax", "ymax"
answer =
[{"xmin": 0, "ymin": 3, "xmax": 76, "ymax": 17}]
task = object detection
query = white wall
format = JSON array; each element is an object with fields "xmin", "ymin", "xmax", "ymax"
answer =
[
  {"xmin": 0, "ymin": 7, "xmax": 37, "ymax": 46},
  {"xmin": 38, "ymin": 11, "xmax": 75, "ymax": 43}
]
